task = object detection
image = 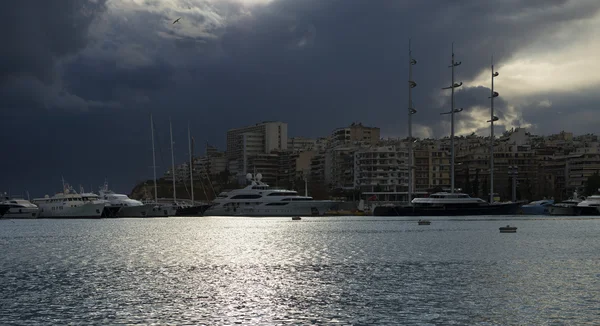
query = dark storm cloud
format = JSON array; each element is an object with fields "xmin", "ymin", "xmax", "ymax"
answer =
[
  {"xmin": 1, "ymin": 0, "xmax": 599, "ymax": 195},
  {"xmin": 0, "ymin": 0, "xmax": 111, "ymax": 111}
]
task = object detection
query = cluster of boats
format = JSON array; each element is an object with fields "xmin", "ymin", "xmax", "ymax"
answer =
[
  {"xmin": 0, "ymin": 182, "xmax": 197, "ymax": 219},
  {"xmin": 0, "ymin": 174, "xmax": 338, "ymax": 219},
  {"xmin": 519, "ymin": 191, "xmax": 600, "ymax": 216},
  {"xmin": 372, "ymin": 189, "xmax": 600, "ymax": 217}
]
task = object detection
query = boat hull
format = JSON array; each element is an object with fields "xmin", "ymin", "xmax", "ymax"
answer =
[
  {"xmin": 146, "ymin": 204, "xmax": 177, "ymax": 217},
  {"xmin": 205, "ymin": 201, "xmax": 337, "ymax": 217},
  {"xmin": 101, "ymin": 206, "xmax": 121, "ymax": 218},
  {"xmin": 1, "ymin": 207, "xmax": 39, "ymax": 219},
  {"xmin": 117, "ymin": 205, "xmax": 151, "ymax": 217},
  {"xmin": 38, "ymin": 203, "xmax": 105, "ymax": 218},
  {"xmin": 373, "ymin": 202, "xmax": 521, "ymax": 216},
  {"xmin": 575, "ymin": 206, "xmax": 600, "ymax": 216},
  {"xmin": 519, "ymin": 206, "xmax": 550, "ymax": 215},
  {"xmin": 0, "ymin": 204, "xmax": 10, "ymax": 217},
  {"xmin": 176, "ymin": 204, "xmax": 211, "ymax": 216},
  {"xmin": 547, "ymin": 205, "xmax": 580, "ymax": 216}
]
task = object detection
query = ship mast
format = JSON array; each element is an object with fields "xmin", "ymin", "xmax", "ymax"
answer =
[
  {"xmin": 188, "ymin": 123, "xmax": 194, "ymax": 205},
  {"xmin": 441, "ymin": 42, "xmax": 463, "ymax": 193},
  {"xmin": 407, "ymin": 38, "xmax": 418, "ymax": 203},
  {"xmin": 169, "ymin": 118, "xmax": 177, "ymax": 203},
  {"xmin": 150, "ymin": 113, "xmax": 158, "ymax": 202},
  {"xmin": 488, "ymin": 56, "xmax": 500, "ymax": 203}
]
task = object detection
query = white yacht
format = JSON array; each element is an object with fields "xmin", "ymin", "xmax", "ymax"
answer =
[
  {"xmin": 33, "ymin": 183, "xmax": 105, "ymax": 218},
  {"xmin": 548, "ymin": 190, "xmax": 583, "ymax": 216},
  {"xmin": 575, "ymin": 192, "xmax": 600, "ymax": 216},
  {"xmin": 0, "ymin": 195, "xmax": 39, "ymax": 219},
  {"xmin": 204, "ymin": 173, "xmax": 338, "ymax": 217},
  {"xmin": 95, "ymin": 182, "xmax": 147, "ymax": 217}
]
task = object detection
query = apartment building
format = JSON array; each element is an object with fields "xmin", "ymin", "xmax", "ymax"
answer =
[
  {"xmin": 226, "ymin": 121, "xmax": 288, "ymax": 180},
  {"xmin": 330, "ymin": 122, "xmax": 380, "ymax": 148},
  {"xmin": 354, "ymin": 144, "xmax": 409, "ymax": 195}
]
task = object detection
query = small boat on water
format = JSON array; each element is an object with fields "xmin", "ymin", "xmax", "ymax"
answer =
[
  {"xmin": 418, "ymin": 220, "xmax": 431, "ymax": 225},
  {"xmin": 499, "ymin": 225, "xmax": 517, "ymax": 233},
  {"xmin": 292, "ymin": 216, "xmax": 301, "ymax": 221},
  {"xmin": 519, "ymin": 199, "xmax": 554, "ymax": 215}
]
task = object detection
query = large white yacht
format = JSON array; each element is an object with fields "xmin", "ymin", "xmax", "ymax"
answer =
[
  {"xmin": 0, "ymin": 194, "xmax": 39, "ymax": 219},
  {"xmin": 204, "ymin": 173, "xmax": 338, "ymax": 217},
  {"xmin": 33, "ymin": 183, "xmax": 106, "ymax": 218},
  {"xmin": 575, "ymin": 192, "xmax": 600, "ymax": 216}
]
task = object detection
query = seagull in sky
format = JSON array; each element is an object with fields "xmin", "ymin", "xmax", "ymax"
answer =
[{"xmin": 173, "ymin": 17, "xmax": 182, "ymax": 24}]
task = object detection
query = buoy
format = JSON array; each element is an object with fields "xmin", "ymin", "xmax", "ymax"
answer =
[
  {"xmin": 418, "ymin": 219, "xmax": 431, "ymax": 225},
  {"xmin": 499, "ymin": 225, "xmax": 517, "ymax": 233}
]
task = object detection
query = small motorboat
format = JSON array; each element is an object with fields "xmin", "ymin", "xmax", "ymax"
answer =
[
  {"xmin": 292, "ymin": 216, "xmax": 301, "ymax": 221},
  {"xmin": 418, "ymin": 219, "xmax": 431, "ymax": 225},
  {"xmin": 499, "ymin": 225, "xmax": 517, "ymax": 233}
]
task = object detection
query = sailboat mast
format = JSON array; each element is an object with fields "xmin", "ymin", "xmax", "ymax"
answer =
[
  {"xmin": 441, "ymin": 42, "xmax": 463, "ymax": 194},
  {"xmin": 169, "ymin": 118, "xmax": 177, "ymax": 203},
  {"xmin": 450, "ymin": 46, "xmax": 456, "ymax": 193},
  {"xmin": 489, "ymin": 57, "xmax": 500, "ymax": 203},
  {"xmin": 188, "ymin": 123, "xmax": 194, "ymax": 205},
  {"xmin": 407, "ymin": 38, "xmax": 418, "ymax": 203},
  {"xmin": 150, "ymin": 113, "xmax": 158, "ymax": 202}
]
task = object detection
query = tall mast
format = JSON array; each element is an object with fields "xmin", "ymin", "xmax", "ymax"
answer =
[
  {"xmin": 488, "ymin": 56, "xmax": 500, "ymax": 203},
  {"xmin": 188, "ymin": 123, "xmax": 194, "ymax": 205},
  {"xmin": 407, "ymin": 38, "xmax": 418, "ymax": 203},
  {"xmin": 150, "ymin": 113, "xmax": 158, "ymax": 202},
  {"xmin": 169, "ymin": 117, "xmax": 177, "ymax": 203},
  {"xmin": 441, "ymin": 42, "xmax": 463, "ymax": 193}
]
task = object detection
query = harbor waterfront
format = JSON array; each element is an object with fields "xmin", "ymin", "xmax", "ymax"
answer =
[{"xmin": 1, "ymin": 216, "xmax": 599, "ymax": 325}]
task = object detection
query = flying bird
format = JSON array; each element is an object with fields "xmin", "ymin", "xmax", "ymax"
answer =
[{"xmin": 173, "ymin": 17, "xmax": 182, "ymax": 24}]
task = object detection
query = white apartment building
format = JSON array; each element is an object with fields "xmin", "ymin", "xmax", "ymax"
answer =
[
  {"xmin": 226, "ymin": 121, "xmax": 288, "ymax": 178},
  {"xmin": 354, "ymin": 145, "xmax": 409, "ymax": 194}
]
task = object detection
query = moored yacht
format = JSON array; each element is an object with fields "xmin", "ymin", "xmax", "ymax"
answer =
[
  {"xmin": 575, "ymin": 193, "xmax": 600, "ymax": 216},
  {"xmin": 548, "ymin": 190, "xmax": 583, "ymax": 216},
  {"xmin": 33, "ymin": 183, "xmax": 105, "ymax": 218},
  {"xmin": 204, "ymin": 173, "xmax": 337, "ymax": 217},
  {"xmin": 0, "ymin": 195, "xmax": 39, "ymax": 219},
  {"xmin": 96, "ymin": 182, "xmax": 155, "ymax": 217},
  {"xmin": 373, "ymin": 192, "xmax": 521, "ymax": 216}
]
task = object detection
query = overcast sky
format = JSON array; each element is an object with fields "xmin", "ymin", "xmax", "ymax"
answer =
[{"xmin": 2, "ymin": 0, "xmax": 599, "ymax": 196}]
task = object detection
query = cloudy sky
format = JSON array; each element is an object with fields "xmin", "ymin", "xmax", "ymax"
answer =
[{"xmin": 2, "ymin": 0, "xmax": 599, "ymax": 196}]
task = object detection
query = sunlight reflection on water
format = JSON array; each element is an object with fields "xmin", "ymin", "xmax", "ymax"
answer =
[{"xmin": 1, "ymin": 216, "xmax": 599, "ymax": 325}]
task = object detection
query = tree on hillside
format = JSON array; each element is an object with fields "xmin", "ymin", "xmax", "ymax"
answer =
[{"xmin": 584, "ymin": 172, "xmax": 600, "ymax": 196}]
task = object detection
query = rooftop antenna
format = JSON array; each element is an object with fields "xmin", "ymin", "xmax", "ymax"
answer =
[
  {"xmin": 488, "ymin": 55, "xmax": 500, "ymax": 203},
  {"xmin": 407, "ymin": 38, "xmax": 418, "ymax": 203},
  {"xmin": 441, "ymin": 42, "xmax": 463, "ymax": 193}
]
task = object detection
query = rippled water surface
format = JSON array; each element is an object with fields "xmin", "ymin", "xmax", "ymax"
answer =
[{"xmin": 1, "ymin": 216, "xmax": 600, "ymax": 325}]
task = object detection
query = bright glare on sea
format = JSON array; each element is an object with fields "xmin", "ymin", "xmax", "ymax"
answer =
[{"xmin": 1, "ymin": 216, "xmax": 599, "ymax": 325}]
